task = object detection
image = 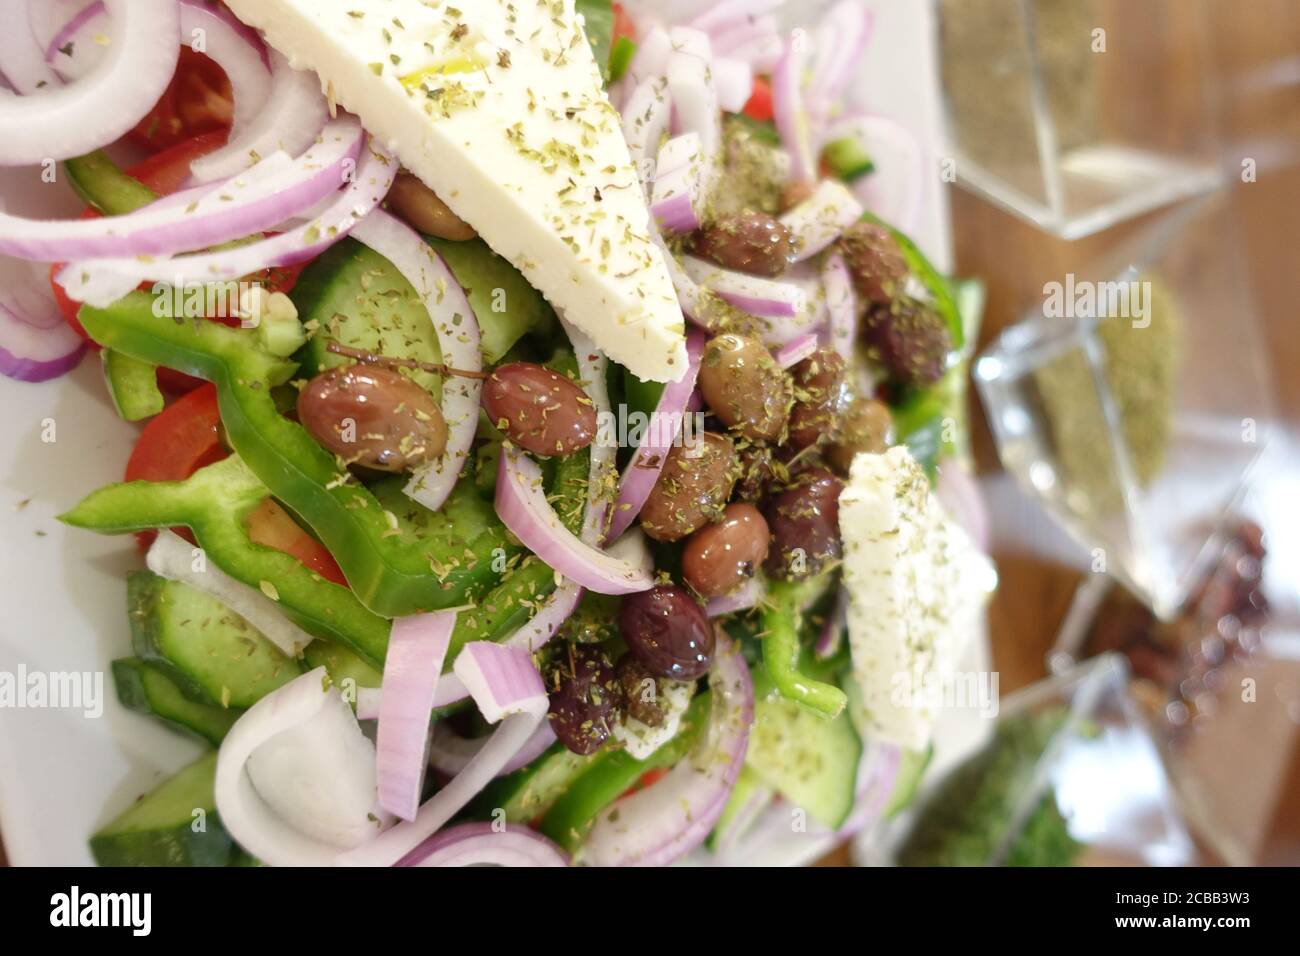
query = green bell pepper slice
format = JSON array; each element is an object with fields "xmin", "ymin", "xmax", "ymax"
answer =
[
  {"xmin": 761, "ymin": 577, "xmax": 848, "ymax": 719},
  {"xmin": 64, "ymin": 149, "xmax": 156, "ymax": 215},
  {"xmin": 75, "ymin": 291, "xmax": 518, "ymax": 618},
  {"xmin": 60, "ymin": 454, "xmax": 392, "ymax": 666},
  {"xmin": 101, "ymin": 349, "xmax": 164, "ymax": 422},
  {"xmin": 539, "ymin": 692, "xmax": 711, "ymax": 853}
]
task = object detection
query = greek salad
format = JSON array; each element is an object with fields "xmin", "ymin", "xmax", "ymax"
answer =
[{"xmin": 0, "ymin": 0, "xmax": 992, "ymax": 867}]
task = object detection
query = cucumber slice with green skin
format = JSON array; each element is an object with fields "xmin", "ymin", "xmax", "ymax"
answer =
[
  {"xmin": 472, "ymin": 743, "xmax": 594, "ymax": 824},
  {"xmin": 89, "ymin": 752, "xmax": 234, "ymax": 867},
  {"xmin": 292, "ymin": 238, "xmax": 444, "ymax": 395},
  {"xmin": 127, "ymin": 571, "xmax": 303, "ymax": 710},
  {"xmin": 883, "ymin": 744, "xmax": 933, "ymax": 819},
  {"xmin": 302, "ymin": 638, "xmax": 383, "ymax": 692},
  {"xmin": 424, "ymin": 236, "xmax": 557, "ymax": 363},
  {"xmin": 102, "ymin": 350, "xmax": 163, "ymax": 422},
  {"xmin": 823, "ymin": 136, "xmax": 875, "ymax": 183},
  {"xmin": 745, "ymin": 690, "xmax": 863, "ymax": 830},
  {"xmin": 112, "ymin": 658, "xmax": 241, "ymax": 746},
  {"xmin": 707, "ymin": 765, "xmax": 774, "ymax": 852}
]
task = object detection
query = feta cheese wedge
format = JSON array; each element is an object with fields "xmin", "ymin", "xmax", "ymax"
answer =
[
  {"xmin": 223, "ymin": 0, "xmax": 688, "ymax": 383},
  {"xmin": 839, "ymin": 447, "xmax": 996, "ymax": 749}
]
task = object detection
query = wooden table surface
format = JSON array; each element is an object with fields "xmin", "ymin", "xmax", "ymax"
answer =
[{"xmin": 3, "ymin": 0, "xmax": 1296, "ymax": 870}]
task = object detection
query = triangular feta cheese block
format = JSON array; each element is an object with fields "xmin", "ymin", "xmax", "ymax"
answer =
[{"xmin": 225, "ymin": 0, "xmax": 688, "ymax": 382}]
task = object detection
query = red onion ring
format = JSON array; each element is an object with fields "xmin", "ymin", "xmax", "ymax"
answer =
[
  {"xmin": 620, "ymin": 25, "xmax": 672, "ymax": 101},
  {"xmin": 774, "ymin": 332, "xmax": 818, "ymax": 369},
  {"xmin": 809, "ymin": 1, "xmax": 875, "ymax": 111},
  {"xmin": 376, "ymin": 611, "xmax": 456, "ymax": 822},
  {"xmin": 496, "ymin": 445, "xmax": 655, "ymax": 596},
  {"xmin": 577, "ymin": 631, "xmax": 753, "ymax": 866},
  {"xmin": 60, "ymin": 138, "xmax": 396, "ymax": 306},
  {"xmin": 651, "ymin": 132, "xmax": 705, "ymax": 233},
  {"xmin": 680, "ymin": 254, "xmax": 806, "ymax": 319},
  {"xmin": 814, "ymin": 585, "xmax": 849, "ymax": 659},
  {"xmin": 607, "ymin": 326, "xmax": 705, "ymax": 541},
  {"xmin": 689, "ymin": 0, "xmax": 785, "ymax": 36},
  {"xmin": 349, "ymin": 211, "xmax": 482, "ymax": 515},
  {"xmin": 4, "ymin": 115, "xmax": 364, "ymax": 262},
  {"xmin": 338, "ymin": 643, "xmax": 549, "ymax": 867},
  {"xmin": 0, "ymin": 0, "xmax": 180, "ymax": 166},
  {"xmin": 0, "ymin": 0, "xmax": 61, "ymax": 92},
  {"xmin": 191, "ymin": 48, "xmax": 328, "ymax": 184},
  {"xmin": 772, "ymin": 33, "xmax": 816, "ymax": 184},
  {"xmin": 705, "ymin": 575, "xmax": 765, "ymax": 618},
  {"xmin": 822, "ymin": 252, "xmax": 857, "ymax": 367},
  {"xmin": 399, "ymin": 822, "xmax": 568, "ymax": 868},
  {"xmin": 836, "ymin": 741, "xmax": 902, "ymax": 839},
  {"xmin": 428, "ymin": 719, "xmax": 556, "ymax": 779},
  {"xmin": 0, "ymin": 297, "xmax": 85, "ymax": 382},
  {"xmin": 712, "ymin": 56, "xmax": 754, "ymax": 114}
]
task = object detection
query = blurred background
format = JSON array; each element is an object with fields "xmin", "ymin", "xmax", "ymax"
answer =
[{"xmin": 824, "ymin": 0, "xmax": 1300, "ymax": 867}]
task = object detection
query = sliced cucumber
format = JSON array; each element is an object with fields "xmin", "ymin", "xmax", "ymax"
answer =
[
  {"xmin": 128, "ymin": 571, "xmax": 303, "ymax": 710},
  {"xmin": 473, "ymin": 743, "xmax": 593, "ymax": 824},
  {"xmin": 292, "ymin": 238, "xmax": 444, "ymax": 395},
  {"xmin": 707, "ymin": 765, "xmax": 773, "ymax": 852},
  {"xmin": 302, "ymin": 637, "xmax": 382, "ymax": 691},
  {"xmin": 883, "ymin": 744, "xmax": 933, "ymax": 819},
  {"xmin": 89, "ymin": 752, "xmax": 234, "ymax": 867},
  {"xmin": 745, "ymin": 691, "xmax": 863, "ymax": 829},
  {"xmin": 112, "ymin": 658, "xmax": 241, "ymax": 746},
  {"xmin": 425, "ymin": 236, "xmax": 557, "ymax": 362}
]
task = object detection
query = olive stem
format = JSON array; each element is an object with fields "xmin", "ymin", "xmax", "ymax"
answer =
[{"xmin": 325, "ymin": 341, "xmax": 491, "ymax": 381}]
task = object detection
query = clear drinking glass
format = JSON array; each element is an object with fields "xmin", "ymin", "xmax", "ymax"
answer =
[
  {"xmin": 937, "ymin": 0, "xmax": 1224, "ymax": 238},
  {"xmin": 888, "ymin": 654, "xmax": 1197, "ymax": 866},
  {"xmin": 974, "ymin": 194, "xmax": 1276, "ymax": 620}
]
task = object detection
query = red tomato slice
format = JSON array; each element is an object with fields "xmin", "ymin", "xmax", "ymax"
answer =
[
  {"xmin": 743, "ymin": 77, "xmax": 774, "ymax": 122},
  {"xmin": 246, "ymin": 499, "xmax": 348, "ymax": 587},
  {"xmin": 129, "ymin": 47, "xmax": 234, "ymax": 152},
  {"xmin": 125, "ymin": 383, "xmax": 228, "ymax": 549},
  {"xmin": 619, "ymin": 767, "xmax": 669, "ymax": 800}
]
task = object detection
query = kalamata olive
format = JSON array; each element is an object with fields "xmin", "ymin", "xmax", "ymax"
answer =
[
  {"xmin": 692, "ymin": 212, "xmax": 796, "ymax": 277},
  {"xmin": 862, "ymin": 300, "xmax": 953, "ymax": 388},
  {"xmin": 546, "ymin": 645, "xmax": 623, "ymax": 756},
  {"xmin": 616, "ymin": 653, "xmax": 666, "ymax": 727},
  {"xmin": 827, "ymin": 397, "xmax": 893, "ymax": 474},
  {"xmin": 840, "ymin": 221, "xmax": 909, "ymax": 305},
  {"xmin": 639, "ymin": 431, "xmax": 738, "ymax": 542},
  {"xmin": 297, "ymin": 364, "xmax": 447, "ymax": 472},
  {"xmin": 698, "ymin": 333, "xmax": 792, "ymax": 442},
  {"xmin": 619, "ymin": 585, "xmax": 715, "ymax": 681},
  {"xmin": 682, "ymin": 503, "xmax": 770, "ymax": 599},
  {"xmin": 386, "ymin": 171, "xmax": 477, "ymax": 240},
  {"xmin": 787, "ymin": 348, "xmax": 846, "ymax": 451},
  {"xmin": 764, "ymin": 468, "xmax": 844, "ymax": 580},
  {"xmin": 482, "ymin": 362, "xmax": 597, "ymax": 457}
]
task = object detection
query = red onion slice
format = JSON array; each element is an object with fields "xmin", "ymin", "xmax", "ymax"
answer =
[
  {"xmin": 215, "ymin": 668, "xmax": 380, "ymax": 867},
  {"xmin": 577, "ymin": 631, "xmax": 753, "ymax": 866},
  {"xmin": 705, "ymin": 575, "xmax": 765, "ymax": 618},
  {"xmin": 780, "ymin": 180, "xmax": 864, "ymax": 262},
  {"xmin": 772, "ymin": 33, "xmax": 816, "ymax": 184},
  {"xmin": 191, "ymin": 49, "xmax": 328, "ymax": 184},
  {"xmin": 822, "ymin": 252, "xmax": 857, "ymax": 366},
  {"xmin": 0, "ymin": 0, "xmax": 61, "ymax": 93},
  {"xmin": 428, "ymin": 719, "xmax": 556, "ymax": 779},
  {"xmin": 348, "ymin": 211, "xmax": 482, "ymax": 515},
  {"xmin": 399, "ymin": 822, "xmax": 568, "ymax": 868},
  {"xmin": 338, "ymin": 643, "xmax": 548, "ymax": 867},
  {"xmin": 376, "ymin": 611, "xmax": 456, "ymax": 822},
  {"xmin": 712, "ymin": 56, "xmax": 755, "ymax": 114},
  {"xmin": 496, "ymin": 445, "xmax": 655, "ymax": 595},
  {"xmin": 665, "ymin": 28, "xmax": 720, "ymax": 194},
  {"xmin": 60, "ymin": 139, "xmax": 396, "ymax": 307},
  {"xmin": 690, "ymin": 0, "xmax": 786, "ymax": 36},
  {"xmin": 0, "ymin": 296, "xmax": 85, "ymax": 382},
  {"xmin": 0, "ymin": 0, "xmax": 180, "ymax": 166},
  {"xmin": 680, "ymin": 254, "xmax": 806, "ymax": 319},
  {"xmin": 837, "ymin": 741, "xmax": 902, "ymax": 838},
  {"xmin": 607, "ymin": 326, "xmax": 705, "ymax": 541},
  {"xmin": 774, "ymin": 332, "xmax": 818, "ymax": 369},
  {"xmin": 936, "ymin": 461, "xmax": 991, "ymax": 553},
  {"xmin": 4, "ymin": 115, "xmax": 364, "ymax": 262},
  {"xmin": 621, "ymin": 25, "xmax": 672, "ymax": 100},
  {"xmin": 814, "ymin": 585, "xmax": 849, "ymax": 659},
  {"xmin": 809, "ymin": 1, "xmax": 876, "ymax": 111},
  {"xmin": 650, "ymin": 132, "xmax": 705, "ymax": 234},
  {"xmin": 621, "ymin": 76, "xmax": 672, "ymax": 198}
]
